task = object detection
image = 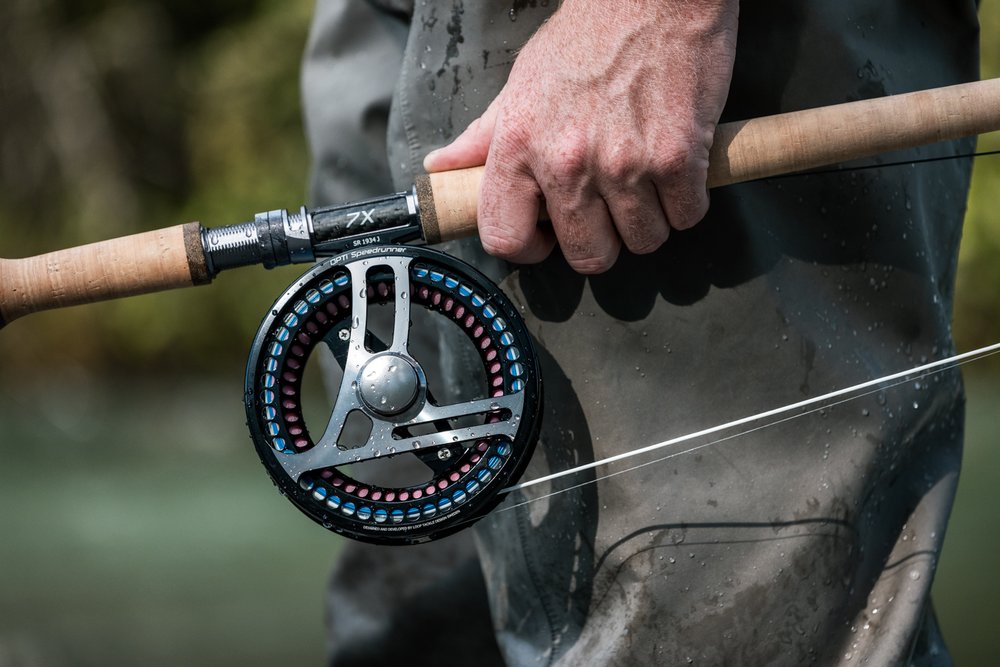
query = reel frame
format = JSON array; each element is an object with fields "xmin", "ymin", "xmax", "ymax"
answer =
[{"xmin": 244, "ymin": 245, "xmax": 541, "ymax": 544}]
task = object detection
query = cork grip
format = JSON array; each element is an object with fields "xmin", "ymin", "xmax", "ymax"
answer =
[
  {"xmin": 418, "ymin": 78, "xmax": 1000, "ymax": 242},
  {"xmin": 415, "ymin": 168, "xmax": 485, "ymax": 244},
  {"xmin": 0, "ymin": 222, "xmax": 210, "ymax": 326},
  {"xmin": 708, "ymin": 77, "xmax": 1000, "ymax": 187}
]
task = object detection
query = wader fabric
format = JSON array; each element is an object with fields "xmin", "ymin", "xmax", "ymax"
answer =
[{"xmin": 303, "ymin": 2, "xmax": 978, "ymax": 664}]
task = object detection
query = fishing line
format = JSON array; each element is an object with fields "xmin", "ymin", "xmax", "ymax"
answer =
[
  {"xmin": 500, "ymin": 342, "xmax": 1000, "ymax": 502},
  {"xmin": 491, "ymin": 148, "xmax": 1000, "ymax": 503},
  {"xmin": 413, "ymin": 343, "xmax": 1000, "ymax": 536},
  {"xmin": 759, "ymin": 148, "xmax": 1000, "ymax": 183}
]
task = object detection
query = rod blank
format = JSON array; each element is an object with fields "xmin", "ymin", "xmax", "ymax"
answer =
[{"xmin": 4, "ymin": 77, "xmax": 1000, "ymax": 325}]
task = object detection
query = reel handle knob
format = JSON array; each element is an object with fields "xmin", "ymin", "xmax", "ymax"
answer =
[{"xmin": 0, "ymin": 222, "xmax": 211, "ymax": 327}]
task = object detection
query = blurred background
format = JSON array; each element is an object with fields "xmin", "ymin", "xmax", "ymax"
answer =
[{"xmin": 0, "ymin": 0, "xmax": 998, "ymax": 664}]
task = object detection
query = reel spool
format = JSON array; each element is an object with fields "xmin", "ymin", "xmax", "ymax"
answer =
[{"xmin": 245, "ymin": 245, "xmax": 541, "ymax": 544}]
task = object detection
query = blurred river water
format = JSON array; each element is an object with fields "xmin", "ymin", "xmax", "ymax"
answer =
[
  {"xmin": 0, "ymin": 370, "xmax": 996, "ymax": 664},
  {"xmin": 0, "ymin": 373, "xmax": 336, "ymax": 665}
]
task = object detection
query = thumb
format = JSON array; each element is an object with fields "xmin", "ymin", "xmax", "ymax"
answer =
[{"xmin": 423, "ymin": 98, "xmax": 500, "ymax": 173}]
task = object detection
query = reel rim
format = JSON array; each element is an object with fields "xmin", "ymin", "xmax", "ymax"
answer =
[{"xmin": 245, "ymin": 245, "xmax": 541, "ymax": 545}]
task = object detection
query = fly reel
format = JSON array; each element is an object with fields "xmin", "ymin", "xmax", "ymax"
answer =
[{"xmin": 245, "ymin": 245, "xmax": 541, "ymax": 544}]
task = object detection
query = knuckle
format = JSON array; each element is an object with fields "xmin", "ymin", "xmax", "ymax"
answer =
[
  {"xmin": 602, "ymin": 145, "xmax": 638, "ymax": 184},
  {"xmin": 568, "ymin": 252, "xmax": 617, "ymax": 275},
  {"xmin": 549, "ymin": 131, "xmax": 590, "ymax": 183},
  {"xmin": 649, "ymin": 128, "xmax": 710, "ymax": 177},
  {"xmin": 491, "ymin": 106, "xmax": 534, "ymax": 157},
  {"xmin": 623, "ymin": 220, "xmax": 669, "ymax": 254},
  {"xmin": 495, "ymin": 117, "xmax": 530, "ymax": 152},
  {"xmin": 558, "ymin": 226, "xmax": 619, "ymax": 274},
  {"xmin": 671, "ymin": 208, "xmax": 708, "ymax": 230},
  {"xmin": 668, "ymin": 192, "xmax": 710, "ymax": 230},
  {"xmin": 491, "ymin": 139, "xmax": 529, "ymax": 175},
  {"xmin": 653, "ymin": 143, "xmax": 697, "ymax": 180},
  {"xmin": 649, "ymin": 141, "xmax": 710, "ymax": 231},
  {"xmin": 480, "ymin": 227, "xmax": 528, "ymax": 259}
]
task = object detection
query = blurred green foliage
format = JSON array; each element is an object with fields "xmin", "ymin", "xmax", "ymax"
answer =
[
  {"xmin": 954, "ymin": 5, "xmax": 1000, "ymax": 369},
  {"xmin": 0, "ymin": 0, "xmax": 313, "ymax": 373}
]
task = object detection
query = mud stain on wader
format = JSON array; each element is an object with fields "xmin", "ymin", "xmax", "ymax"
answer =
[{"xmin": 437, "ymin": 1, "xmax": 465, "ymax": 76}]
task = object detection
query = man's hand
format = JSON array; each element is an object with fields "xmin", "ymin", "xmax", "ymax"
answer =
[{"xmin": 423, "ymin": 0, "xmax": 738, "ymax": 274}]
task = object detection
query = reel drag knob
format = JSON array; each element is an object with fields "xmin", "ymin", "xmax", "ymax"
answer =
[{"xmin": 244, "ymin": 246, "xmax": 541, "ymax": 544}]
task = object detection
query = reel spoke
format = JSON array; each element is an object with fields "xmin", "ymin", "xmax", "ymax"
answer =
[
  {"xmin": 343, "ymin": 261, "xmax": 374, "ymax": 369},
  {"xmin": 408, "ymin": 393, "xmax": 522, "ymax": 428},
  {"xmin": 245, "ymin": 246, "xmax": 541, "ymax": 544},
  {"xmin": 386, "ymin": 257, "xmax": 413, "ymax": 355}
]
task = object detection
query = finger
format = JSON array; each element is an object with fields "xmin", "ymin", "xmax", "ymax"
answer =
[
  {"xmin": 655, "ymin": 152, "xmax": 711, "ymax": 231},
  {"xmin": 603, "ymin": 179, "xmax": 671, "ymax": 255},
  {"xmin": 423, "ymin": 98, "xmax": 500, "ymax": 173},
  {"xmin": 478, "ymin": 157, "xmax": 556, "ymax": 265},
  {"xmin": 544, "ymin": 184, "xmax": 621, "ymax": 274}
]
